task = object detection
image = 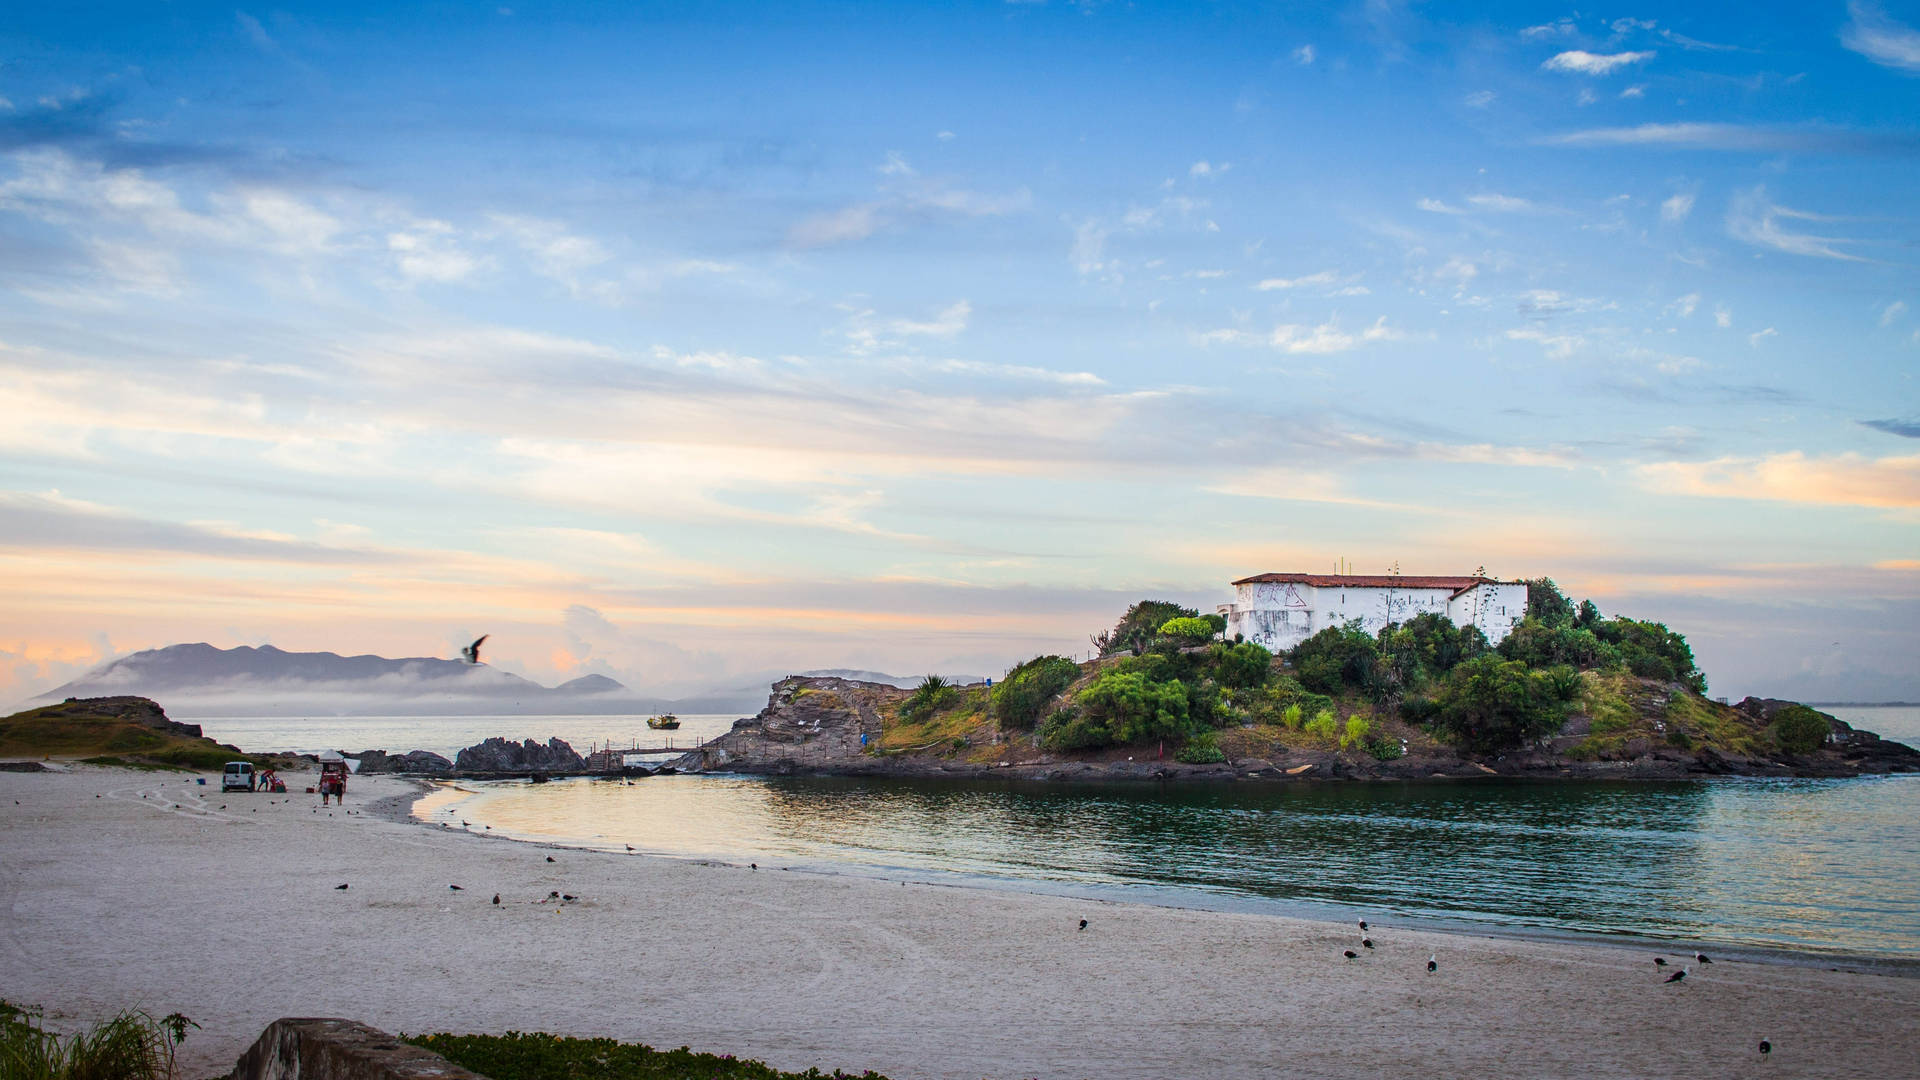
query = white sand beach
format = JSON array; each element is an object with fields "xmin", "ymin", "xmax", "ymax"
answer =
[{"xmin": 2, "ymin": 764, "xmax": 1915, "ymax": 1080}]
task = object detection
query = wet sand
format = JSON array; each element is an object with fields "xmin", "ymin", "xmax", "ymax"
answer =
[{"xmin": 2, "ymin": 764, "xmax": 1915, "ymax": 1079}]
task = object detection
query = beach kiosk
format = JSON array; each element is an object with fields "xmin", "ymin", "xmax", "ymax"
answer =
[{"xmin": 318, "ymin": 750, "xmax": 348, "ymax": 805}]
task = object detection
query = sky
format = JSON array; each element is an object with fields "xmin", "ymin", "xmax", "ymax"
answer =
[{"xmin": 1, "ymin": 0, "xmax": 1916, "ymax": 706}]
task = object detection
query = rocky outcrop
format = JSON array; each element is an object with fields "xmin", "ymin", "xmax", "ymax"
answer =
[
  {"xmin": 678, "ymin": 677, "xmax": 891, "ymax": 776},
  {"xmin": 35, "ymin": 696, "xmax": 204, "ymax": 738},
  {"xmin": 350, "ymin": 749, "xmax": 454, "ymax": 774},
  {"xmin": 454, "ymin": 736, "xmax": 584, "ymax": 773}
]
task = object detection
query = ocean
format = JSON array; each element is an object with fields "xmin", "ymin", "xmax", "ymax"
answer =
[{"xmin": 186, "ymin": 706, "xmax": 1920, "ymax": 961}]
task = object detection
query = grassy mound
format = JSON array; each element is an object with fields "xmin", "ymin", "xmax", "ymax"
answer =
[
  {"xmin": 0, "ymin": 697, "xmax": 268, "ymax": 771},
  {"xmin": 404, "ymin": 1032, "xmax": 889, "ymax": 1080}
]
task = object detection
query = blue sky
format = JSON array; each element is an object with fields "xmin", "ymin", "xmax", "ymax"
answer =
[{"xmin": 1, "ymin": 1, "xmax": 1916, "ymax": 703}]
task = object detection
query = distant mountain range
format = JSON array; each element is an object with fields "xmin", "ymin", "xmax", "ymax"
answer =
[{"xmin": 18, "ymin": 643, "xmax": 985, "ymax": 717}]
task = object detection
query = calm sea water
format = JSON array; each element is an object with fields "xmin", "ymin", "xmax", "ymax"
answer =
[{"xmin": 193, "ymin": 707, "xmax": 1920, "ymax": 960}]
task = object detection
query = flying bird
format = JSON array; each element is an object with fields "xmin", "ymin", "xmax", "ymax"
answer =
[
  {"xmin": 462, "ymin": 635, "xmax": 490, "ymax": 664},
  {"xmin": 1427, "ymin": 954, "xmax": 1437, "ymax": 973},
  {"xmin": 1665, "ymin": 968, "xmax": 1687, "ymax": 984}
]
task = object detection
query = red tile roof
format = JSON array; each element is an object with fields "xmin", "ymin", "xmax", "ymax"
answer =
[{"xmin": 1231, "ymin": 572, "xmax": 1497, "ymax": 595}]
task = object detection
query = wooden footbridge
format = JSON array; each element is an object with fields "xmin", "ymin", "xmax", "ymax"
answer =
[{"xmin": 582, "ymin": 738, "xmax": 706, "ymax": 773}]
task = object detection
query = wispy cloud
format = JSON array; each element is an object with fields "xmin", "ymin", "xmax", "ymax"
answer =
[
  {"xmin": 1638, "ymin": 451, "xmax": 1920, "ymax": 508},
  {"xmin": 1538, "ymin": 123, "xmax": 1920, "ymax": 153},
  {"xmin": 1254, "ymin": 270, "xmax": 1348, "ymax": 291},
  {"xmin": 788, "ymin": 161, "xmax": 1029, "ymax": 249},
  {"xmin": 1463, "ymin": 90, "xmax": 1496, "ymax": 108},
  {"xmin": 1862, "ymin": 417, "xmax": 1920, "ymax": 438},
  {"xmin": 1842, "ymin": 2, "xmax": 1920, "ymax": 73},
  {"xmin": 1292, "ymin": 44, "xmax": 1316, "ymax": 65},
  {"xmin": 1727, "ymin": 187, "xmax": 1865, "ymax": 261},
  {"xmin": 1881, "ymin": 300, "xmax": 1908, "ymax": 327},
  {"xmin": 1542, "ymin": 50, "xmax": 1655, "ymax": 75},
  {"xmin": 1506, "ymin": 327, "xmax": 1583, "ymax": 359},
  {"xmin": 1520, "ymin": 19, "xmax": 1576, "ymax": 40},
  {"xmin": 1660, "ymin": 191, "xmax": 1695, "ymax": 221}
]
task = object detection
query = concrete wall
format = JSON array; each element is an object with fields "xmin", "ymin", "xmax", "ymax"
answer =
[
  {"xmin": 1222, "ymin": 581, "xmax": 1530, "ymax": 652},
  {"xmin": 227, "ymin": 1018, "xmax": 487, "ymax": 1080}
]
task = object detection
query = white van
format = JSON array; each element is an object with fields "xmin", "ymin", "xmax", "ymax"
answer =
[{"xmin": 221, "ymin": 761, "xmax": 256, "ymax": 792}]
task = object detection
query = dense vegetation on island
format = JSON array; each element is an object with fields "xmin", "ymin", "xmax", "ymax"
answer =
[
  {"xmin": 0, "ymin": 696, "xmax": 279, "ymax": 770},
  {"xmin": 869, "ymin": 578, "xmax": 1839, "ymax": 767},
  {"xmin": 406, "ymin": 1032, "xmax": 888, "ymax": 1080}
]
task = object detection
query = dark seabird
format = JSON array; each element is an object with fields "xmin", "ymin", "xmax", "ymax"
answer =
[
  {"xmin": 1654, "ymin": 957, "xmax": 1667, "ymax": 968},
  {"xmin": 548, "ymin": 890, "xmax": 560, "ymax": 899},
  {"xmin": 1759, "ymin": 1040, "xmax": 1770, "ymax": 1056},
  {"xmin": 462, "ymin": 820, "xmax": 470, "ymax": 826},
  {"xmin": 1694, "ymin": 952, "xmax": 1713, "ymax": 964},
  {"xmin": 462, "ymin": 634, "xmax": 490, "ymax": 664},
  {"xmin": 492, "ymin": 894, "xmax": 501, "ymax": 905},
  {"xmin": 1358, "ymin": 919, "xmax": 1368, "ymax": 931},
  {"xmin": 1665, "ymin": 968, "xmax": 1687, "ymax": 984},
  {"xmin": 485, "ymin": 825, "xmax": 491, "ymax": 830},
  {"xmin": 1078, "ymin": 919, "xmax": 1088, "ymax": 931},
  {"xmin": 562, "ymin": 894, "xmax": 576, "ymax": 901},
  {"xmin": 334, "ymin": 883, "xmax": 349, "ymax": 890},
  {"xmin": 625, "ymin": 845, "xmax": 633, "ymax": 852},
  {"xmin": 1362, "ymin": 938, "xmax": 1374, "ymax": 950},
  {"xmin": 750, "ymin": 863, "xmax": 757, "ymax": 871},
  {"xmin": 546, "ymin": 855, "xmax": 555, "ymax": 862},
  {"xmin": 1427, "ymin": 954, "xmax": 1437, "ymax": 973},
  {"xmin": 1343, "ymin": 950, "xmax": 1358, "ymax": 960},
  {"xmin": 449, "ymin": 884, "xmax": 463, "ymax": 891}
]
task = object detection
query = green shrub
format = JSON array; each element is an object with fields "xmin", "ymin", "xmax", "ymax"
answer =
[
  {"xmin": 1281, "ymin": 702, "xmax": 1304, "ymax": 729},
  {"xmin": 1175, "ymin": 730, "xmax": 1227, "ymax": 764},
  {"xmin": 1094, "ymin": 599, "xmax": 1198, "ymax": 656},
  {"xmin": 1037, "ymin": 707, "xmax": 1111, "ymax": 751},
  {"xmin": 1364, "ymin": 737, "xmax": 1405, "ymax": 761},
  {"xmin": 1210, "ymin": 641, "xmax": 1273, "ymax": 689},
  {"xmin": 1767, "ymin": 705, "xmax": 1832, "ymax": 755},
  {"xmin": 1304, "ymin": 710, "xmax": 1339, "ymax": 740},
  {"xmin": 1073, "ymin": 670, "xmax": 1193, "ymax": 744},
  {"xmin": 1339, "ymin": 715, "xmax": 1371, "ymax": 749},
  {"xmin": 1429, "ymin": 656, "xmax": 1579, "ymax": 753},
  {"xmin": 1665, "ymin": 730, "xmax": 1694, "ymax": 750},
  {"xmin": 1290, "ymin": 624, "xmax": 1382, "ymax": 697},
  {"xmin": 1398, "ymin": 696, "xmax": 1439, "ymax": 725},
  {"xmin": 405, "ymin": 1031, "xmax": 892, "ymax": 1080},
  {"xmin": 899, "ymin": 675, "xmax": 958, "ymax": 724},
  {"xmin": 1591, "ymin": 617, "xmax": 1707, "ymax": 693},
  {"xmin": 1158, "ymin": 617, "xmax": 1219, "ymax": 645},
  {"xmin": 991, "ymin": 656, "xmax": 1080, "ymax": 731}
]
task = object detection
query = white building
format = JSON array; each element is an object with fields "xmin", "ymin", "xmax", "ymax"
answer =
[{"xmin": 1218, "ymin": 572, "xmax": 1531, "ymax": 652}]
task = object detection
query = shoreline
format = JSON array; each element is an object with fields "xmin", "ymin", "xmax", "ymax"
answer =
[
  {"xmin": 6, "ymin": 761, "xmax": 1919, "ymax": 1079},
  {"xmin": 401, "ymin": 769, "xmax": 1920, "ymax": 978}
]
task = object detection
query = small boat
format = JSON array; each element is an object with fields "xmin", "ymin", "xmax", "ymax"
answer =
[{"xmin": 646, "ymin": 714, "xmax": 680, "ymax": 730}]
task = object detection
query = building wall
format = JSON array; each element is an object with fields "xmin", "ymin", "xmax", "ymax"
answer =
[{"xmin": 1220, "ymin": 580, "xmax": 1530, "ymax": 653}]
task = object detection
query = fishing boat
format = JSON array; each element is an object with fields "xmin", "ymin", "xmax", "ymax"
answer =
[{"xmin": 646, "ymin": 713, "xmax": 680, "ymax": 730}]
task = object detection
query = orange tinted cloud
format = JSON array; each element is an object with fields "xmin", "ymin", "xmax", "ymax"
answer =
[{"xmin": 1637, "ymin": 452, "xmax": 1920, "ymax": 508}]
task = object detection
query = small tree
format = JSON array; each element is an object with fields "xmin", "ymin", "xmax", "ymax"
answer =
[
  {"xmin": 1520, "ymin": 577, "xmax": 1575, "ymax": 628},
  {"xmin": 1429, "ymin": 655, "xmax": 1578, "ymax": 753},
  {"xmin": 1158, "ymin": 616, "xmax": 1218, "ymax": 646},
  {"xmin": 1098, "ymin": 600, "xmax": 1199, "ymax": 657},
  {"xmin": 992, "ymin": 656, "xmax": 1081, "ymax": 731},
  {"xmin": 900, "ymin": 675, "xmax": 958, "ymax": 724},
  {"xmin": 1211, "ymin": 641, "xmax": 1273, "ymax": 689},
  {"xmin": 1767, "ymin": 705, "xmax": 1832, "ymax": 755}
]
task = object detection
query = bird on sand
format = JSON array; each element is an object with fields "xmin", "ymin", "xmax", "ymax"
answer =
[
  {"xmin": 625, "ymin": 844, "xmax": 633, "ymax": 852},
  {"xmin": 1078, "ymin": 919, "xmax": 1088, "ymax": 931},
  {"xmin": 546, "ymin": 855, "xmax": 555, "ymax": 862},
  {"xmin": 449, "ymin": 884, "xmax": 464, "ymax": 891},
  {"xmin": 461, "ymin": 634, "xmax": 490, "ymax": 664},
  {"xmin": 1427, "ymin": 954, "xmax": 1437, "ymax": 973},
  {"xmin": 1343, "ymin": 950, "xmax": 1358, "ymax": 960},
  {"xmin": 1693, "ymin": 952, "xmax": 1713, "ymax": 964},
  {"xmin": 1358, "ymin": 919, "xmax": 1368, "ymax": 931},
  {"xmin": 1362, "ymin": 938, "xmax": 1374, "ymax": 950},
  {"xmin": 334, "ymin": 883, "xmax": 349, "ymax": 890},
  {"xmin": 462, "ymin": 820, "xmax": 470, "ymax": 826},
  {"xmin": 1665, "ymin": 968, "xmax": 1687, "ymax": 984},
  {"xmin": 547, "ymin": 890, "xmax": 560, "ymax": 899},
  {"xmin": 562, "ymin": 894, "xmax": 576, "ymax": 901},
  {"xmin": 1654, "ymin": 957, "xmax": 1667, "ymax": 968},
  {"xmin": 1759, "ymin": 1040, "xmax": 1771, "ymax": 1056},
  {"xmin": 485, "ymin": 825, "xmax": 491, "ymax": 830},
  {"xmin": 750, "ymin": 863, "xmax": 757, "ymax": 871},
  {"xmin": 492, "ymin": 894, "xmax": 500, "ymax": 905}
]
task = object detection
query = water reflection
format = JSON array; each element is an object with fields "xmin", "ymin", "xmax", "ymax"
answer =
[{"xmin": 433, "ymin": 772, "xmax": 1920, "ymax": 957}]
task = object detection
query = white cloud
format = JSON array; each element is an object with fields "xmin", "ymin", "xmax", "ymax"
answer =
[
  {"xmin": 1268, "ymin": 316, "xmax": 1403, "ymax": 354},
  {"xmin": 1070, "ymin": 219, "xmax": 1108, "ymax": 275},
  {"xmin": 1432, "ymin": 256, "xmax": 1478, "ymax": 296},
  {"xmin": 925, "ymin": 358, "xmax": 1105, "ymax": 386},
  {"xmin": 1842, "ymin": 2, "xmax": 1920, "ymax": 73},
  {"xmin": 1727, "ymin": 187, "xmax": 1865, "ymax": 262},
  {"xmin": 1293, "ymin": 44, "xmax": 1316, "ymax": 64},
  {"xmin": 1660, "ymin": 191, "xmax": 1695, "ymax": 222},
  {"xmin": 1506, "ymin": 327, "xmax": 1583, "ymax": 359},
  {"xmin": 1190, "ymin": 160, "xmax": 1230, "ymax": 178},
  {"xmin": 1417, "ymin": 197, "xmax": 1465, "ymax": 214},
  {"xmin": 1620, "ymin": 83, "xmax": 1647, "ymax": 98},
  {"xmin": 487, "ymin": 213, "xmax": 612, "ymax": 294},
  {"xmin": 1715, "ymin": 306, "xmax": 1732, "ymax": 328},
  {"xmin": 879, "ymin": 151, "xmax": 915, "ymax": 176},
  {"xmin": 1750, "ymin": 327, "xmax": 1778, "ymax": 345},
  {"xmin": 1254, "ymin": 270, "xmax": 1345, "ymax": 291},
  {"xmin": 890, "ymin": 300, "xmax": 972, "ymax": 338},
  {"xmin": 387, "ymin": 228, "xmax": 479, "ymax": 283},
  {"xmin": 1542, "ymin": 50, "xmax": 1655, "ymax": 75},
  {"xmin": 1463, "ymin": 90, "xmax": 1497, "ymax": 108},
  {"xmin": 789, "ymin": 176, "xmax": 1029, "ymax": 249},
  {"xmin": 1883, "ymin": 300, "xmax": 1910, "ymax": 327},
  {"xmin": 1577, "ymin": 87, "xmax": 1599, "ymax": 106},
  {"xmin": 936, "ymin": 130, "xmax": 955, "ymax": 141},
  {"xmin": 789, "ymin": 203, "xmax": 885, "ymax": 248},
  {"xmin": 1467, "ymin": 192, "xmax": 1540, "ymax": 213},
  {"xmin": 1668, "ymin": 293, "xmax": 1701, "ymax": 318},
  {"xmin": 1612, "ymin": 17, "xmax": 1657, "ymax": 33},
  {"xmin": 1521, "ymin": 19, "xmax": 1577, "ymax": 39}
]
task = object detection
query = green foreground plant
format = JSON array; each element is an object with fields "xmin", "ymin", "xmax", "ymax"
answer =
[
  {"xmin": 0, "ymin": 1000, "xmax": 197, "ymax": 1080},
  {"xmin": 404, "ymin": 1031, "xmax": 889, "ymax": 1080}
]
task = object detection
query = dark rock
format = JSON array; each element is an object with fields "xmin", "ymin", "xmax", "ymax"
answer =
[
  {"xmin": 351, "ymin": 749, "xmax": 453, "ymax": 775},
  {"xmin": 454, "ymin": 737, "xmax": 585, "ymax": 773}
]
